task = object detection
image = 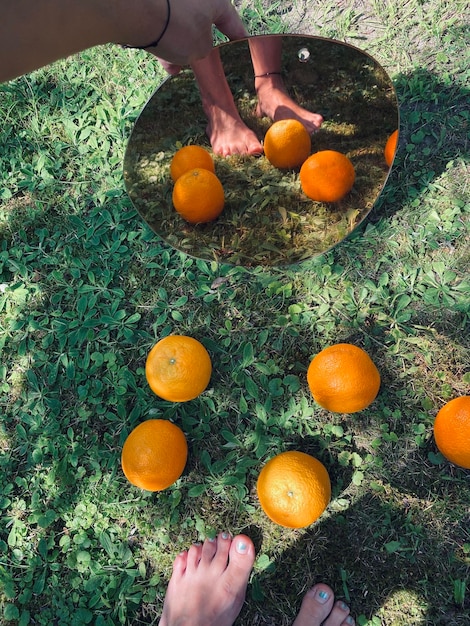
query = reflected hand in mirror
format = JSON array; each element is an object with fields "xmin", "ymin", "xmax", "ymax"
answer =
[
  {"xmin": 191, "ymin": 37, "xmax": 323, "ymax": 156},
  {"xmin": 124, "ymin": 35, "xmax": 399, "ymax": 268}
]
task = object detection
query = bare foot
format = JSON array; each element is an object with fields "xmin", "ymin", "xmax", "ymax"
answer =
[
  {"xmin": 255, "ymin": 74, "xmax": 324, "ymax": 134},
  {"xmin": 191, "ymin": 49, "xmax": 263, "ymax": 157},
  {"xmin": 159, "ymin": 532, "xmax": 256, "ymax": 626},
  {"xmin": 293, "ymin": 583, "xmax": 355, "ymax": 626},
  {"xmin": 205, "ymin": 106, "xmax": 263, "ymax": 157}
]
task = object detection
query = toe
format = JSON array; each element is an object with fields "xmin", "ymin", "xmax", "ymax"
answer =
[
  {"xmin": 170, "ymin": 550, "xmax": 188, "ymax": 578},
  {"xmin": 324, "ymin": 600, "xmax": 353, "ymax": 626},
  {"xmin": 292, "ymin": 583, "xmax": 335, "ymax": 626},
  {"xmin": 217, "ymin": 534, "xmax": 255, "ymax": 606},
  {"xmin": 186, "ymin": 542, "xmax": 203, "ymax": 570},
  {"xmin": 200, "ymin": 536, "xmax": 218, "ymax": 563},
  {"xmin": 247, "ymin": 142, "xmax": 264, "ymax": 156},
  {"xmin": 210, "ymin": 532, "xmax": 232, "ymax": 568},
  {"xmin": 226, "ymin": 534, "xmax": 256, "ymax": 582}
]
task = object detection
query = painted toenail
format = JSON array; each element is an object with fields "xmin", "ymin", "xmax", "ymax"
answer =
[
  {"xmin": 208, "ymin": 537, "xmax": 216, "ymax": 542},
  {"xmin": 345, "ymin": 617, "xmax": 354, "ymax": 625},
  {"xmin": 316, "ymin": 589, "xmax": 330, "ymax": 604},
  {"xmin": 236, "ymin": 540, "xmax": 248, "ymax": 554},
  {"xmin": 222, "ymin": 532, "xmax": 230, "ymax": 540},
  {"xmin": 340, "ymin": 601, "xmax": 349, "ymax": 611}
]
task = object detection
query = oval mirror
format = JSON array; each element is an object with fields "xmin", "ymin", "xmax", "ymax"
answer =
[{"xmin": 124, "ymin": 34, "xmax": 398, "ymax": 267}]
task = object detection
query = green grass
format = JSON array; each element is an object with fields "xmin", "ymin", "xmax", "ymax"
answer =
[{"xmin": 1, "ymin": 1, "xmax": 469, "ymax": 624}]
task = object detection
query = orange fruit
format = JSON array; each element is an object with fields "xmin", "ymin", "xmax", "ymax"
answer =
[
  {"xmin": 170, "ymin": 145, "xmax": 215, "ymax": 182},
  {"xmin": 257, "ymin": 451, "xmax": 331, "ymax": 528},
  {"xmin": 384, "ymin": 129, "xmax": 398, "ymax": 167},
  {"xmin": 172, "ymin": 168, "xmax": 225, "ymax": 224},
  {"xmin": 300, "ymin": 150, "xmax": 355, "ymax": 202},
  {"xmin": 121, "ymin": 419, "xmax": 188, "ymax": 491},
  {"xmin": 307, "ymin": 343, "xmax": 380, "ymax": 413},
  {"xmin": 433, "ymin": 396, "xmax": 470, "ymax": 469},
  {"xmin": 263, "ymin": 119, "xmax": 311, "ymax": 169},
  {"xmin": 145, "ymin": 335, "xmax": 212, "ymax": 402}
]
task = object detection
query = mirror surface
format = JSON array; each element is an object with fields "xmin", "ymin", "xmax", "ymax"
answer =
[{"xmin": 124, "ymin": 35, "xmax": 398, "ymax": 267}]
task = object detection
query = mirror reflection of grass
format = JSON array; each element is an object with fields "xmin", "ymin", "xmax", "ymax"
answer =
[{"xmin": 124, "ymin": 36, "xmax": 398, "ymax": 267}]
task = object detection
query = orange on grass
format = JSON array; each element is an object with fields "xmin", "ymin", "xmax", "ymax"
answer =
[
  {"xmin": 433, "ymin": 396, "xmax": 470, "ymax": 469},
  {"xmin": 257, "ymin": 451, "xmax": 331, "ymax": 528},
  {"xmin": 307, "ymin": 343, "xmax": 380, "ymax": 413},
  {"xmin": 384, "ymin": 129, "xmax": 398, "ymax": 167},
  {"xmin": 300, "ymin": 150, "xmax": 355, "ymax": 203},
  {"xmin": 145, "ymin": 335, "xmax": 212, "ymax": 402},
  {"xmin": 172, "ymin": 168, "xmax": 225, "ymax": 224},
  {"xmin": 170, "ymin": 145, "xmax": 215, "ymax": 182},
  {"xmin": 121, "ymin": 419, "xmax": 188, "ymax": 491},
  {"xmin": 263, "ymin": 119, "xmax": 311, "ymax": 169}
]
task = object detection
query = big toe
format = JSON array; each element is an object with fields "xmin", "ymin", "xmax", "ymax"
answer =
[
  {"xmin": 293, "ymin": 584, "xmax": 335, "ymax": 626},
  {"xmin": 225, "ymin": 534, "xmax": 255, "ymax": 586},
  {"xmin": 246, "ymin": 139, "xmax": 264, "ymax": 156}
]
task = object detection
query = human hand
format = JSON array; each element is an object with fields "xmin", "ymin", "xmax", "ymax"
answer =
[
  {"xmin": 0, "ymin": 0, "xmax": 248, "ymax": 83},
  {"xmin": 144, "ymin": 0, "xmax": 248, "ymax": 73}
]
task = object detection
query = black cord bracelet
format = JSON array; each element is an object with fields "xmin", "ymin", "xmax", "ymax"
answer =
[
  {"xmin": 124, "ymin": 0, "xmax": 171, "ymax": 50},
  {"xmin": 254, "ymin": 71, "xmax": 282, "ymax": 78}
]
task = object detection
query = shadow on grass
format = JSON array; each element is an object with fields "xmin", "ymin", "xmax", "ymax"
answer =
[
  {"xmin": 244, "ymin": 448, "xmax": 470, "ymax": 625},
  {"xmin": 348, "ymin": 66, "xmax": 469, "ymax": 229}
]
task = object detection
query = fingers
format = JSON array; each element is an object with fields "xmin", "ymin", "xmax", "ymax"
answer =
[
  {"xmin": 213, "ymin": 3, "xmax": 249, "ymax": 41},
  {"xmin": 148, "ymin": 0, "xmax": 248, "ymax": 70}
]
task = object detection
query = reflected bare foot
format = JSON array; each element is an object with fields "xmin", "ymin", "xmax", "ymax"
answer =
[
  {"xmin": 205, "ymin": 106, "xmax": 263, "ymax": 157},
  {"xmin": 159, "ymin": 532, "xmax": 256, "ymax": 626},
  {"xmin": 256, "ymin": 74, "xmax": 323, "ymax": 134},
  {"xmin": 293, "ymin": 583, "xmax": 355, "ymax": 626}
]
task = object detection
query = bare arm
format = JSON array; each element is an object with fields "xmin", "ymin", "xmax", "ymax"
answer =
[
  {"xmin": 0, "ymin": 0, "xmax": 248, "ymax": 83},
  {"xmin": 0, "ymin": 0, "xmax": 145, "ymax": 81}
]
